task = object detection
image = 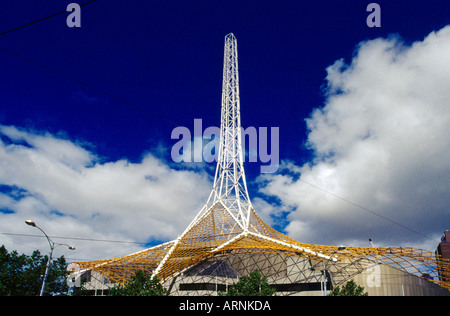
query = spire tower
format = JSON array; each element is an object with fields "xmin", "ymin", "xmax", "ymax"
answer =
[{"xmin": 195, "ymin": 33, "xmax": 252, "ymax": 229}]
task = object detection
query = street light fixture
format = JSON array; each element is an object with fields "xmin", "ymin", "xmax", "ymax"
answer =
[
  {"xmin": 25, "ymin": 220, "xmax": 75, "ymax": 296},
  {"xmin": 25, "ymin": 220, "xmax": 36, "ymax": 227}
]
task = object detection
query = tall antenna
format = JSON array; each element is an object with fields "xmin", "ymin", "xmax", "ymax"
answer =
[
  {"xmin": 152, "ymin": 33, "xmax": 261, "ymax": 277},
  {"xmin": 209, "ymin": 33, "xmax": 252, "ymax": 227},
  {"xmin": 178, "ymin": 33, "xmax": 253, "ymax": 236}
]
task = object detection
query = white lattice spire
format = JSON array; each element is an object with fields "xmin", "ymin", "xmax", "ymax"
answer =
[
  {"xmin": 186, "ymin": 33, "xmax": 253, "ymax": 232},
  {"xmin": 153, "ymin": 33, "xmax": 259, "ymax": 278},
  {"xmin": 211, "ymin": 33, "xmax": 252, "ymax": 221}
]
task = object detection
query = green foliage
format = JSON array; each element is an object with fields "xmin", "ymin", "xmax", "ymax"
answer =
[
  {"xmin": 0, "ymin": 245, "xmax": 69, "ymax": 296},
  {"xmin": 219, "ymin": 270, "xmax": 276, "ymax": 296},
  {"xmin": 108, "ymin": 270, "xmax": 168, "ymax": 296},
  {"xmin": 328, "ymin": 279, "xmax": 368, "ymax": 296}
]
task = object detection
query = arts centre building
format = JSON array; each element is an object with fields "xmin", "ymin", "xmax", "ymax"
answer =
[{"xmin": 69, "ymin": 34, "xmax": 450, "ymax": 296}]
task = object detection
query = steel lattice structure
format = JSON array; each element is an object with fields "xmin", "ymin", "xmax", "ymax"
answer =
[{"xmin": 71, "ymin": 33, "xmax": 450, "ymax": 294}]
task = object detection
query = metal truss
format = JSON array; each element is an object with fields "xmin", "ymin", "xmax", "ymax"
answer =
[
  {"xmin": 203, "ymin": 32, "xmax": 252, "ymax": 226},
  {"xmin": 71, "ymin": 206, "xmax": 450, "ymax": 292},
  {"xmin": 70, "ymin": 33, "xmax": 450, "ymax": 294}
]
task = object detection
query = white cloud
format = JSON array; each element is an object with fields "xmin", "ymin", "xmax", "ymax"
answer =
[
  {"xmin": 0, "ymin": 125, "xmax": 212, "ymax": 260},
  {"xmin": 257, "ymin": 26, "xmax": 450, "ymax": 251}
]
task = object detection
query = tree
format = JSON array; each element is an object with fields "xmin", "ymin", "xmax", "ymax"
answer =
[
  {"xmin": 328, "ymin": 279, "xmax": 368, "ymax": 296},
  {"xmin": 108, "ymin": 270, "xmax": 167, "ymax": 296},
  {"xmin": 0, "ymin": 245, "xmax": 69, "ymax": 296},
  {"xmin": 220, "ymin": 270, "xmax": 276, "ymax": 296}
]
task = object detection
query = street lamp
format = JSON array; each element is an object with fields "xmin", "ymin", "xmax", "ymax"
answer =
[
  {"xmin": 25, "ymin": 220, "xmax": 75, "ymax": 296},
  {"xmin": 25, "ymin": 220, "xmax": 36, "ymax": 227}
]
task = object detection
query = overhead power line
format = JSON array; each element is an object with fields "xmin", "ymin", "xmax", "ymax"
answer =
[
  {"xmin": 0, "ymin": 232, "xmax": 158, "ymax": 246},
  {"xmin": 0, "ymin": 0, "xmax": 177, "ymax": 126},
  {"xmin": 298, "ymin": 178, "xmax": 439, "ymax": 243},
  {"xmin": 0, "ymin": 0, "xmax": 98, "ymax": 36}
]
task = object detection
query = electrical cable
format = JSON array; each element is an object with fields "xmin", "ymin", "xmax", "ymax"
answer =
[
  {"xmin": 0, "ymin": 232, "xmax": 158, "ymax": 245},
  {"xmin": 298, "ymin": 178, "xmax": 439, "ymax": 243},
  {"xmin": 0, "ymin": 0, "xmax": 98, "ymax": 36},
  {"xmin": 0, "ymin": 0, "xmax": 177, "ymax": 126}
]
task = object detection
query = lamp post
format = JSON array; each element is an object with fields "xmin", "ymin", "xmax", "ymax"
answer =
[{"xmin": 25, "ymin": 220, "xmax": 75, "ymax": 296}]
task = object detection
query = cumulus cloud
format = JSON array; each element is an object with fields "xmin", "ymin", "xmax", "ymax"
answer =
[
  {"xmin": 0, "ymin": 125, "xmax": 212, "ymax": 260},
  {"xmin": 257, "ymin": 26, "xmax": 450, "ymax": 250}
]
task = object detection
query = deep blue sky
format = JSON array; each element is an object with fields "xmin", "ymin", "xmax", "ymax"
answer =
[
  {"xmin": 0, "ymin": 0, "xmax": 450, "ymax": 169},
  {"xmin": 1, "ymin": 1, "xmax": 449, "ymax": 213}
]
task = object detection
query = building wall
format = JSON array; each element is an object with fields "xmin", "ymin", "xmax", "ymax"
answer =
[
  {"xmin": 163, "ymin": 253, "xmax": 450, "ymax": 296},
  {"xmin": 437, "ymin": 231, "xmax": 450, "ymax": 259},
  {"xmin": 352, "ymin": 263, "xmax": 450, "ymax": 296},
  {"xmin": 436, "ymin": 230, "xmax": 450, "ymax": 283}
]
